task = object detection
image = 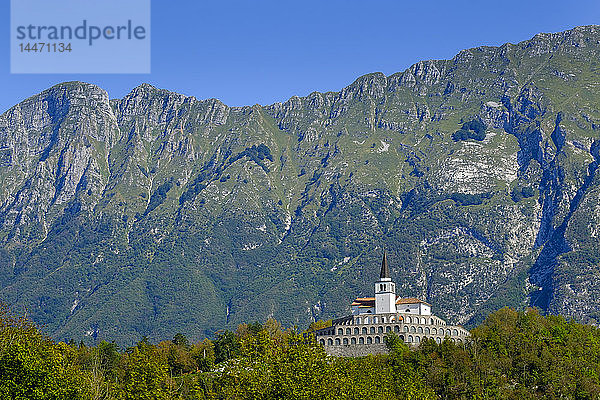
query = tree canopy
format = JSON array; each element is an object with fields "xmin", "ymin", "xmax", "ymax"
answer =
[{"xmin": 2, "ymin": 307, "xmax": 600, "ymax": 399}]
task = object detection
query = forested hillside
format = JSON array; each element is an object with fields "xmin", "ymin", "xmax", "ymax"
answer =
[
  {"xmin": 1, "ymin": 26, "xmax": 600, "ymax": 343},
  {"xmin": 3, "ymin": 307, "xmax": 600, "ymax": 399}
]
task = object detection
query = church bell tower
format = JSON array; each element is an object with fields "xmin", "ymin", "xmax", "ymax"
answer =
[{"xmin": 375, "ymin": 251, "xmax": 396, "ymax": 314}]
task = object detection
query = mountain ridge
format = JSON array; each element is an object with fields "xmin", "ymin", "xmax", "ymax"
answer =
[
  {"xmin": 9, "ymin": 24, "xmax": 596, "ymax": 116},
  {"xmin": 2, "ymin": 25, "xmax": 600, "ymax": 344}
]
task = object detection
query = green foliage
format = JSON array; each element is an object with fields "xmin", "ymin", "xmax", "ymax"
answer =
[
  {"xmin": 213, "ymin": 330, "xmax": 240, "ymax": 363},
  {"xmin": 7, "ymin": 308, "xmax": 600, "ymax": 399},
  {"xmin": 144, "ymin": 179, "xmax": 173, "ymax": 215},
  {"xmin": 160, "ymin": 339, "xmax": 196, "ymax": 376},
  {"xmin": 190, "ymin": 339, "xmax": 215, "ymax": 372},
  {"xmin": 521, "ymin": 186, "xmax": 535, "ymax": 198},
  {"xmin": 512, "ymin": 186, "xmax": 536, "ymax": 202},
  {"xmin": 306, "ymin": 319, "xmax": 332, "ymax": 333},
  {"xmin": 211, "ymin": 330, "xmax": 433, "ymax": 399},
  {"xmin": 452, "ymin": 119, "xmax": 487, "ymax": 141},
  {"xmin": 416, "ymin": 308, "xmax": 600, "ymax": 399},
  {"xmin": 172, "ymin": 333, "xmax": 188, "ymax": 348},
  {"xmin": 0, "ymin": 306, "xmax": 88, "ymax": 399},
  {"xmin": 228, "ymin": 143, "xmax": 274, "ymax": 172},
  {"xmin": 449, "ymin": 192, "xmax": 491, "ymax": 206},
  {"xmin": 117, "ymin": 341, "xmax": 171, "ymax": 400}
]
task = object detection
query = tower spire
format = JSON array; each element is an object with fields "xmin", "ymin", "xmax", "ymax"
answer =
[{"xmin": 379, "ymin": 251, "xmax": 390, "ymax": 279}]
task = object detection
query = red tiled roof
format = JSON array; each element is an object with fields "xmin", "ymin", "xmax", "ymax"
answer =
[
  {"xmin": 396, "ymin": 297, "xmax": 431, "ymax": 306},
  {"xmin": 351, "ymin": 297, "xmax": 375, "ymax": 307},
  {"xmin": 352, "ymin": 297, "xmax": 431, "ymax": 307}
]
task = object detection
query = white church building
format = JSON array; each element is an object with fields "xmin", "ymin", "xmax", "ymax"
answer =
[{"xmin": 313, "ymin": 252, "xmax": 469, "ymax": 356}]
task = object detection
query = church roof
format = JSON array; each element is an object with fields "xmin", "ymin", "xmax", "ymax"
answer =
[
  {"xmin": 380, "ymin": 251, "xmax": 391, "ymax": 279},
  {"xmin": 396, "ymin": 297, "xmax": 431, "ymax": 306},
  {"xmin": 351, "ymin": 297, "xmax": 375, "ymax": 307},
  {"xmin": 351, "ymin": 296, "xmax": 431, "ymax": 308}
]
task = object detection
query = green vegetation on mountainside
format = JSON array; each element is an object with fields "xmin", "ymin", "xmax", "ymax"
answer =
[{"xmin": 1, "ymin": 26, "xmax": 600, "ymax": 344}]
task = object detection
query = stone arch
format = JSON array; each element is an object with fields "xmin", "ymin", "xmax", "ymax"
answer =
[
  {"xmin": 415, "ymin": 336, "xmax": 421, "ymax": 343},
  {"xmin": 338, "ymin": 328, "xmax": 343, "ymax": 336},
  {"xmin": 351, "ymin": 337, "xmax": 356, "ymax": 345},
  {"xmin": 362, "ymin": 327, "xmax": 368, "ymax": 335},
  {"xmin": 404, "ymin": 326, "xmax": 409, "ymax": 332},
  {"xmin": 346, "ymin": 328, "xmax": 351, "ymax": 335},
  {"xmin": 400, "ymin": 335, "xmax": 405, "ymax": 341},
  {"xmin": 327, "ymin": 338, "xmax": 333, "ymax": 345},
  {"xmin": 436, "ymin": 337, "xmax": 441, "ymax": 344},
  {"xmin": 410, "ymin": 326, "xmax": 416, "ymax": 333},
  {"xmin": 432, "ymin": 328, "xmax": 437, "ymax": 335},
  {"xmin": 375, "ymin": 336, "xmax": 381, "ymax": 344},
  {"xmin": 386, "ymin": 326, "xmax": 391, "ymax": 333},
  {"xmin": 382, "ymin": 316, "xmax": 387, "ymax": 323},
  {"xmin": 356, "ymin": 317, "xmax": 361, "ymax": 324},
  {"xmin": 425, "ymin": 327, "xmax": 430, "ymax": 334},
  {"xmin": 378, "ymin": 326, "xmax": 383, "ymax": 333},
  {"xmin": 457, "ymin": 338, "xmax": 462, "ymax": 344},
  {"xmin": 319, "ymin": 339, "xmax": 325, "ymax": 345},
  {"xmin": 359, "ymin": 337, "xmax": 364, "ymax": 344},
  {"xmin": 370, "ymin": 327, "xmax": 375, "ymax": 334},
  {"xmin": 367, "ymin": 337, "xmax": 372, "ymax": 344},
  {"xmin": 407, "ymin": 316, "xmax": 412, "ymax": 323},
  {"xmin": 408, "ymin": 335, "xmax": 413, "ymax": 343},
  {"xmin": 343, "ymin": 338, "xmax": 349, "ymax": 345},
  {"xmin": 364, "ymin": 317, "xmax": 369, "ymax": 324},
  {"xmin": 335, "ymin": 338, "xmax": 341, "ymax": 345},
  {"xmin": 446, "ymin": 329, "xmax": 451, "ymax": 336},
  {"xmin": 354, "ymin": 327, "xmax": 359, "ymax": 335},
  {"xmin": 394, "ymin": 325, "xmax": 400, "ymax": 333},
  {"xmin": 452, "ymin": 329, "xmax": 458, "ymax": 336},
  {"xmin": 418, "ymin": 327, "xmax": 423, "ymax": 334},
  {"xmin": 373, "ymin": 316, "xmax": 378, "ymax": 324}
]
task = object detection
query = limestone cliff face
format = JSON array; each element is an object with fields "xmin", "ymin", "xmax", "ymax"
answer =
[{"xmin": 1, "ymin": 26, "xmax": 600, "ymax": 344}]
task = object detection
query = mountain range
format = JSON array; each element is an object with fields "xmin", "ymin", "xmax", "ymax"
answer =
[{"xmin": 2, "ymin": 25, "xmax": 600, "ymax": 344}]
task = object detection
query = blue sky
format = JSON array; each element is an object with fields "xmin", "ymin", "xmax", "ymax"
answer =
[{"xmin": 1, "ymin": 0, "xmax": 599, "ymax": 113}]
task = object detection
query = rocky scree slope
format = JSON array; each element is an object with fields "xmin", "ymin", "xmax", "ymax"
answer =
[{"xmin": 1, "ymin": 26, "xmax": 600, "ymax": 344}]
